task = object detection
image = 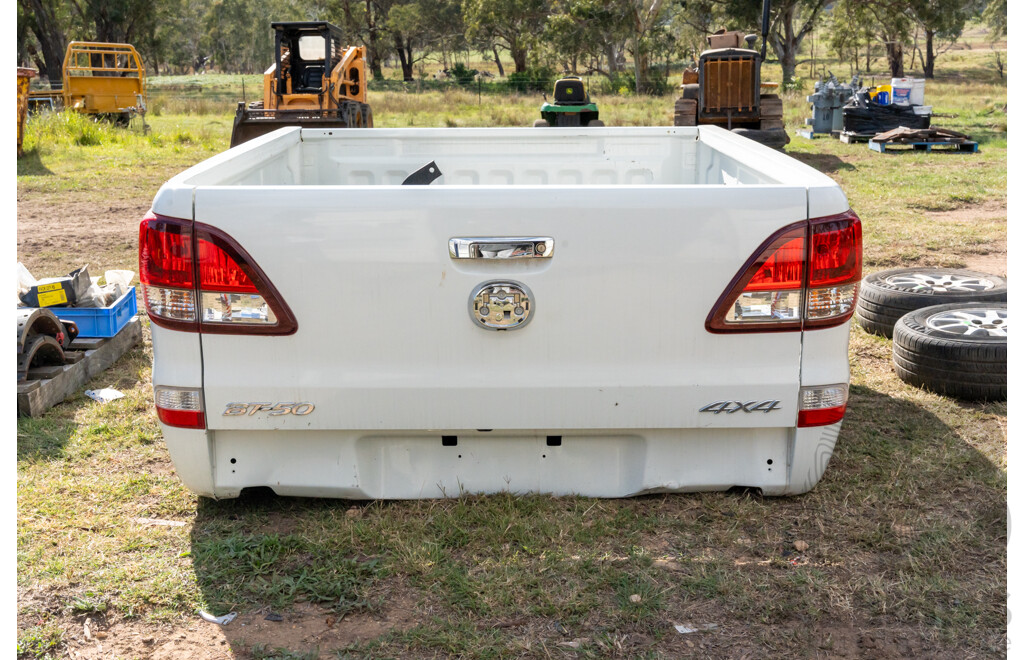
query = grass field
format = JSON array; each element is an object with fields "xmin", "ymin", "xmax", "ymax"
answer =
[{"xmin": 16, "ymin": 42, "xmax": 1006, "ymax": 659}]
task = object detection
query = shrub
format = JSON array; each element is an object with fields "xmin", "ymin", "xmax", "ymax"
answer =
[
  {"xmin": 450, "ymin": 62, "xmax": 478, "ymax": 86},
  {"xmin": 505, "ymin": 65, "xmax": 556, "ymax": 94}
]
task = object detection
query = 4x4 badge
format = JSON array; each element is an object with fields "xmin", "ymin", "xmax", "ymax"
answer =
[{"xmin": 699, "ymin": 400, "xmax": 781, "ymax": 414}]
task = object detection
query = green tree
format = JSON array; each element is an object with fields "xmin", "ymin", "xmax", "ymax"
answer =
[
  {"xmin": 17, "ymin": 0, "xmax": 78, "ymax": 82},
  {"xmin": 543, "ymin": 0, "xmax": 628, "ymax": 76},
  {"xmin": 387, "ymin": 2, "xmax": 430, "ymax": 80},
  {"xmin": 826, "ymin": 0, "xmax": 877, "ymax": 76},
  {"xmin": 615, "ymin": 0, "xmax": 670, "ymax": 93},
  {"xmin": 420, "ymin": 0, "xmax": 465, "ymax": 72},
  {"xmin": 67, "ymin": 0, "xmax": 156, "ymax": 44},
  {"xmin": 910, "ymin": 0, "xmax": 972, "ymax": 78},
  {"xmin": 203, "ymin": 0, "xmax": 302, "ymax": 73},
  {"xmin": 855, "ymin": 0, "xmax": 914, "ymax": 77},
  {"xmin": 719, "ymin": 0, "xmax": 827, "ymax": 85},
  {"xmin": 982, "ymin": 0, "xmax": 1006, "ymax": 37},
  {"xmin": 462, "ymin": 0, "xmax": 548, "ymax": 73},
  {"xmin": 156, "ymin": 0, "xmax": 211, "ymax": 73}
]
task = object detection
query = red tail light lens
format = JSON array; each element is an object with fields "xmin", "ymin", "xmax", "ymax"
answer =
[
  {"xmin": 706, "ymin": 222, "xmax": 806, "ymax": 332},
  {"xmin": 805, "ymin": 211, "xmax": 861, "ymax": 328},
  {"xmin": 197, "ymin": 235, "xmax": 257, "ymax": 293},
  {"xmin": 744, "ymin": 232, "xmax": 805, "ymax": 292},
  {"xmin": 139, "ymin": 212, "xmax": 193, "ymax": 288},
  {"xmin": 140, "ymin": 213, "xmax": 197, "ymax": 331},
  {"xmin": 809, "ymin": 214, "xmax": 862, "ymax": 287},
  {"xmin": 139, "ymin": 212, "xmax": 297, "ymax": 335},
  {"xmin": 706, "ymin": 210, "xmax": 862, "ymax": 333}
]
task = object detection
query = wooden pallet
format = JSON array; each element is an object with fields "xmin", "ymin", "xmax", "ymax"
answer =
[
  {"xmin": 868, "ymin": 139, "xmax": 979, "ymax": 153},
  {"xmin": 17, "ymin": 317, "xmax": 143, "ymax": 417}
]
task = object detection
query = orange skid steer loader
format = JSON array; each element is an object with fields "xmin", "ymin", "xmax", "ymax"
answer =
[{"xmin": 230, "ymin": 22, "xmax": 372, "ymax": 147}]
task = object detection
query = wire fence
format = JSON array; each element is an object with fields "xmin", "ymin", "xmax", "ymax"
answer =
[{"xmin": 136, "ymin": 75, "xmax": 685, "ymax": 114}]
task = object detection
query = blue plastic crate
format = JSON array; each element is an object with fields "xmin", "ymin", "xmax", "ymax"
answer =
[{"xmin": 45, "ymin": 286, "xmax": 138, "ymax": 338}]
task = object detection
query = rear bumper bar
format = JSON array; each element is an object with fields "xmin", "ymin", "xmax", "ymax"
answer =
[{"xmin": 163, "ymin": 424, "xmax": 842, "ymax": 499}]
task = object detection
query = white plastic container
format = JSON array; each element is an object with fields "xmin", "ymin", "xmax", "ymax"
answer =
[
  {"xmin": 891, "ymin": 78, "xmax": 925, "ymax": 106},
  {"xmin": 890, "ymin": 78, "xmax": 913, "ymax": 105},
  {"xmin": 910, "ymin": 78, "xmax": 925, "ymax": 105},
  {"xmin": 912, "ymin": 105, "xmax": 932, "ymax": 116}
]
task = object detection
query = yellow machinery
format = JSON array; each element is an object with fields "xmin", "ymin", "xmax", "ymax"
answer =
[
  {"xmin": 18, "ymin": 67, "xmax": 36, "ymax": 156},
  {"xmin": 672, "ymin": 0, "xmax": 788, "ymax": 149},
  {"xmin": 27, "ymin": 41, "xmax": 146, "ymax": 122},
  {"xmin": 231, "ymin": 21, "xmax": 372, "ymax": 147}
]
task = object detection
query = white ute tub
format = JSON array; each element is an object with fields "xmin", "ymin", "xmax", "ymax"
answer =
[{"xmin": 141, "ymin": 125, "xmax": 862, "ymax": 499}]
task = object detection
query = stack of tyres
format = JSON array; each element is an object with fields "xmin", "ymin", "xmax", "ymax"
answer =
[
  {"xmin": 892, "ymin": 303, "xmax": 1006, "ymax": 401},
  {"xmin": 855, "ymin": 267, "xmax": 1007, "ymax": 401}
]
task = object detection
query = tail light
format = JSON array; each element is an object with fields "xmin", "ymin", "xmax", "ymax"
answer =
[
  {"xmin": 139, "ymin": 212, "xmax": 297, "ymax": 334},
  {"xmin": 797, "ymin": 384, "xmax": 848, "ymax": 427},
  {"xmin": 706, "ymin": 210, "xmax": 861, "ymax": 332},
  {"xmin": 155, "ymin": 386, "xmax": 206, "ymax": 429}
]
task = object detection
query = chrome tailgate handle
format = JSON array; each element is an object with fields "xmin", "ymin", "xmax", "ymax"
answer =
[{"xmin": 449, "ymin": 237, "xmax": 554, "ymax": 259}]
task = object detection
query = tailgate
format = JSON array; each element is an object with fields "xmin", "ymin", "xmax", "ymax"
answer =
[{"xmin": 195, "ymin": 184, "xmax": 807, "ymax": 431}]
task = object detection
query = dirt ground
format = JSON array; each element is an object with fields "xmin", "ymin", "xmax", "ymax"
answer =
[
  {"xmin": 16, "ymin": 194, "xmax": 148, "ymax": 280},
  {"xmin": 23, "ymin": 591, "xmax": 982, "ymax": 659},
  {"xmin": 923, "ymin": 200, "xmax": 1008, "ymax": 276},
  {"xmin": 44, "ymin": 596, "xmax": 422, "ymax": 659}
]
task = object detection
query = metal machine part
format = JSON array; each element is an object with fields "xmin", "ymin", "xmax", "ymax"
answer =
[
  {"xmin": 804, "ymin": 74, "xmax": 859, "ymax": 134},
  {"xmin": 469, "ymin": 281, "xmax": 534, "ymax": 330},
  {"xmin": 18, "ymin": 334, "xmax": 65, "ymax": 382},
  {"xmin": 17, "ymin": 308, "xmax": 64, "ymax": 353}
]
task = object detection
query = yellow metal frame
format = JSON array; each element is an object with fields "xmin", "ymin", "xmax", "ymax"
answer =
[
  {"xmin": 263, "ymin": 45, "xmax": 367, "ymax": 111},
  {"xmin": 17, "ymin": 67, "xmax": 36, "ymax": 156},
  {"xmin": 61, "ymin": 41, "xmax": 146, "ymax": 115}
]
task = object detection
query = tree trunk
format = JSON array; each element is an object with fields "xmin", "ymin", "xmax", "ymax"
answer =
[
  {"xmin": 777, "ymin": 4, "xmax": 799, "ymax": 84},
  {"xmin": 403, "ymin": 44, "xmax": 414, "ymax": 81},
  {"xmin": 606, "ymin": 44, "xmax": 619, "ymax": 73},
  {"xmin": 909, "ymin": 27, "xmax": 918, "ymax": 70},
  {"xmin": 632, "ymin": 42, "xmax": 642, "ymax": 93},
  {"xmin": 395, "ymin": 35, "xmax": 414, "ymax": 81},
  {"xmin": 365, "ymin": 0, "xmax": 384, "ymax": 78},
  {"xmin": 492, "ymin": 46, "xmax": 504, "ymax": 77},
  {"xmin": 23, "ymin": 0, "xmax": 66, "ymax": 84},
  {"xmin": 885, "ymin": 40, "xmax": 904, "ymax": 77},
  {"xmin": 511, "ymin": 45, "xmax": 527, "ymax": 73},
  {"xmin": 923, "ymin": 29, "xmax": 936, "ymax": 79}
]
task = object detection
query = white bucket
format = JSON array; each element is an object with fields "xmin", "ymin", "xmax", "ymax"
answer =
[
  {"xmin": 910, "ymin": 78, "xmax": 925, "ymax": 106},
  {"xmin": 890, "ymin": 78, "xmax": 913, "ymax": 105}
]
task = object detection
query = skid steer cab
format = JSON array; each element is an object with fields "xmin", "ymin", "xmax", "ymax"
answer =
[
  {"xmin": 533, "ymin": 76, "xmax": 604, "ymax": 128},
  {"xmin": 231, "ymin": 21, "xmax": 372, "ymax": 147}
]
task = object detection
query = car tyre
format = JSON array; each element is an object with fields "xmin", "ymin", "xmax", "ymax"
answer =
[
  {"xmin": 856, "ymin": 267, "xmax": 1007, "ymax": 338},
  {"xmin": 892, "ymin": 302, "xmax": 1007, "ymax": 401}
]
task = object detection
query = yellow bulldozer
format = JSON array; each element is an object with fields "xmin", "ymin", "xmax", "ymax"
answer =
[{"xmin": 230, "ymin": 21, "xmax": 372, "ymax": 147}]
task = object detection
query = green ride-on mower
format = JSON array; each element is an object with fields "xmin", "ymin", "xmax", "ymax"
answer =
[{"xmin": 533, "ymin": 76, "xmax": 604, "ymax": 127}]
